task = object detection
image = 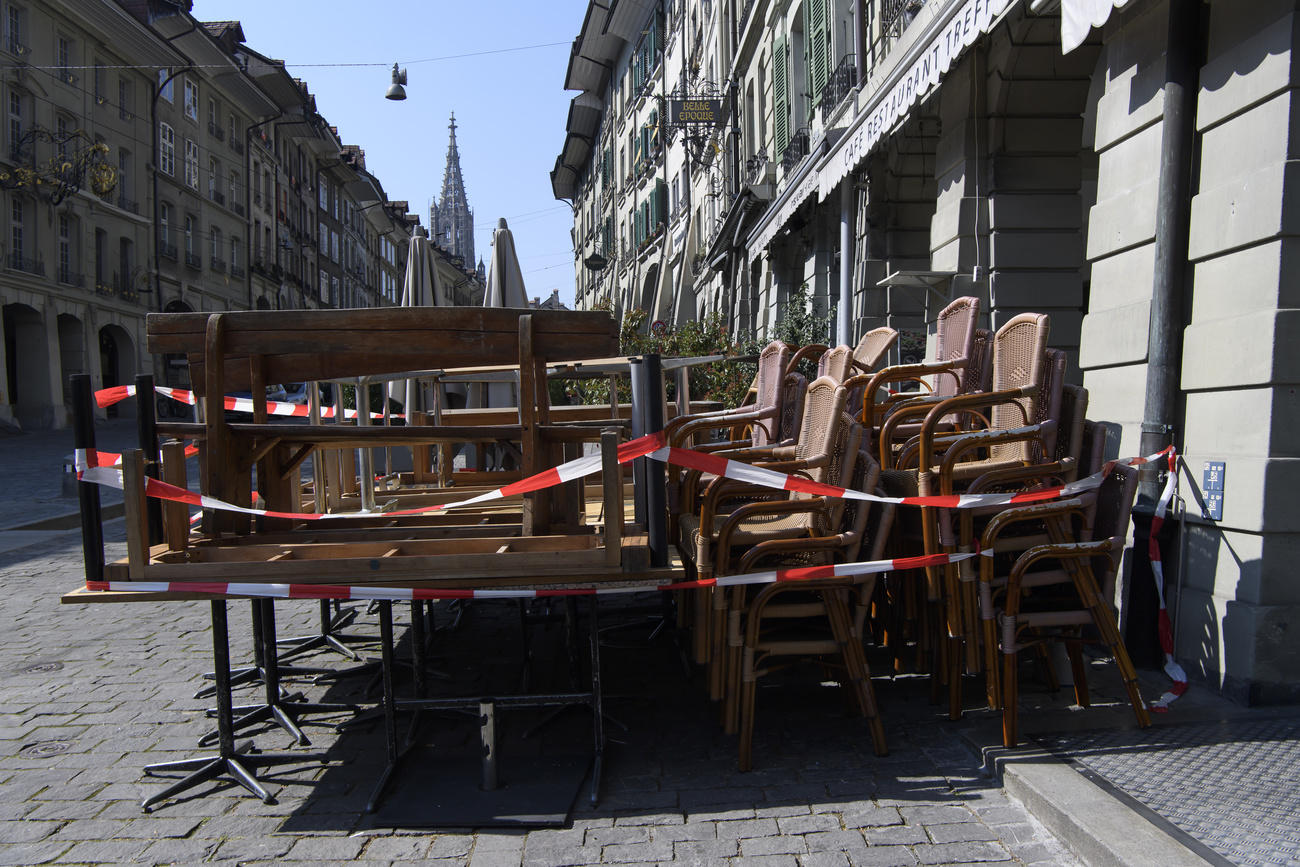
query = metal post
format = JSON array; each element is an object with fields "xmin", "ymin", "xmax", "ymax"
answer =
[
  {"xmin": 839, "ymin": 180, "xmax": 855, "ymax": 346},
  {"xmin": 479, "ymin": 700, "xmax": 498, "ymax": 791},
  {"xmin": 69, "ymin": 374, "xmax": 103, "ymax": 583},
  {"xmin": 631, "ymin": 354, "xmax": 668, "ymax": 567},
  {"xmin": 134, "ymin": 373, "xmax": 164, "ymax": 544},
  {"xmin": 357, "ymin": 377, "xmax": 376, "ymax": 512},
  {"xmin": 1139, "ymin": 0, "xmax": 1199, "ymax": 504},
  {"xmin": 309, "ymin": 382, "xmax": 326, "ymax": 512}
]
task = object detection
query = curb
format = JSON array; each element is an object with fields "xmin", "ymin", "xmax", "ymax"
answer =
[
  {"xmin": 998, "ymin": 748, "xmax": 1213, "ymax": 866},
  {"xmin": 1, "ymin": 503, "xmax": 124, "ymax": 533},
  {"xmin": 957, "ymin": 722, "xmax": 1216, "ymax": 867}
]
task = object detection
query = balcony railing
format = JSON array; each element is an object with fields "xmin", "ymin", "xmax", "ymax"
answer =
[
  {"xmin": 818, "ymin": 54, "xmax": 857, "ymax": 124},
  {"xmin": 210, "ymin": 256, "xmax": 226, "ymax": 273},
  {"xmin": 208, "ymin": 121, "xmax": 225, "ymax": 141},
  {"xmin": 230, "ymin": 263, "xmax": 245, "ymax": 279},
  {"xmin": 57, "ymin": 266, "xmax": 84, "ymax": 287},
  {"xmin": 231, "ymin": 139, "xmax": 244, "ymax": 155},
  {"xmin": 881, "ymin": 0, "xmax": 926, "ymax": 39},
  {"xmin": 8, "ymin": 253, "xmax": 44, "ymax": 275},
  {"xmin": 210, "ymin": 189, "xmax": 225, "ymax": 206},
  {"xmin": 253, "ymin": 191, "xmax": 262, "ymax": 206},
  {"xmin": 738, "ymin": 0, "xmax": 758, "ymax": 34},
  {"xmin": 116, "ymin": 195, "xmax": 138, "ymax": 214},
  {"xmin": 158, "ymin": 242, "xmax": 177, "ymax": 261},
  {"xmin": 233, "ymin": 202, "xmax": 245, "ymax": 217},
  {"xmin": 6, "ymin": 38, "xmax": 28, "ymax": 57},
  {"xmin": 96, "ymin": 274, "xmax": 138, "ymax": 303},
  {"xmin": 184, "ymin": 251, "xmax": 201, "ymax": 270},
  {"xmin": 781, "ymin": 128, "xmax": 811, "ymax": 172}
]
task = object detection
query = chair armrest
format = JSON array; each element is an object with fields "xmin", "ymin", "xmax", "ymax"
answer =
[
  {"xmin": 714, "ymin": 496, "xmax": 835, "ymax": 571},
  {"xmin": 1004, "ymin": 537, "xmax": 1123, "ymax": 611},
  {"xmin": 787, "ymin": 344, "xmax": 829, "ymax": 374},
  {"xmin": 668, "ymin": 406, "xmax": 778, "ymax": 449},
  {"xmin": 854, "ymin": 359, "xmax": 967, "ymax": 411}
]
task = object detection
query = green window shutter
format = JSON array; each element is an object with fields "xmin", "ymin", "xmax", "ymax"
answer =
[
  {"xmin": 808, "ymin": 0, "xmax": 829, "ymax": 111},
  {"xmin": 773, "ymin": 32, "xmax": 789, "ymax": 156}
]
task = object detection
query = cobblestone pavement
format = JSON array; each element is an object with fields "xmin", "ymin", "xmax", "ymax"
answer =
[{"xmin": 0, "ymin": 518, "xmax": 1081, "ymax": 867}]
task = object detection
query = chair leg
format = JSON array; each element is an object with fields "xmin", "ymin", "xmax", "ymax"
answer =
[
  {"xmin": 737, "ymin": 652, "xmax": 758, "ymax": 772},
  {"xmin": 982, "ymin": 614, "xmax": 1000, "ymax": 710},
  {"xmin": 722, "ymin": 589, "xmax": 745, "ymax": 734},
  {"xmin": 1066, "ymin": 640, "xmax": 1091, "ymax": 707},
  {"xmin": 1087, "ymin": 599, "xmax": 1151, "ymax": 729},
  {"xmin": 948, "ymin": 635, "xmax": 964, "ymax": 721},
  {"xmin": 826, "ymin": 590, "xmax": 887, "ymax": 756},
  {"xmin": 1001, "ymin": 648, "xmax": 1019, "ymax": 748},
  {"xmin": 708, "ymin": 587, "xmax": 728, "ymax": 701},
  {"xmin": 693, "ymin": 587, "xmax": 710, "ymax": 666}
]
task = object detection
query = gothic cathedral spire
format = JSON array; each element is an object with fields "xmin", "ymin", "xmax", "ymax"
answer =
[{"xmin": 430, "ymin": 112, "xmax": 475, "ymax": 267}]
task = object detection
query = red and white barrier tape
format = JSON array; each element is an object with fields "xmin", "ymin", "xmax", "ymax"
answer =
[
  {"xmin": 83, "ymin": 549, "xmax": 978, "ymax": 601},
  {"xmin": 1148, "ymin": 448, "xmax": 1188, "ymax": 711},
  {"xmin": 92, "ymin": 444, "xmax": 199, "ymax": 468},
  {"xmin": 74, "ymin": 433, "xmax": 1176, "ymax": 524},
  {"xmin": 95, "ymin": 383, "xmax": 396, "ymax": 421},
  {"xmin": 74, "ymin": 433, "xmax": 669, "ymax": 521}
]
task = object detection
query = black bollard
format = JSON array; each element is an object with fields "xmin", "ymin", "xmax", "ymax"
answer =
[
  {"xmin": 135, "ymin": 374, "xmax": 164, "ymax": 544},
  {"xmin": 69, "ymin": 374, "xmax": 103, "ymax": 583},
  {"xmin": 630, "ymin": 355, "xmax": 667, "ymax": 568}
]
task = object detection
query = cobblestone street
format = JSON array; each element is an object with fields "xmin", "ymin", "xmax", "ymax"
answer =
[{"xmin": 0, "ymin": 508, "xmax": 1081, "ymax": 867}]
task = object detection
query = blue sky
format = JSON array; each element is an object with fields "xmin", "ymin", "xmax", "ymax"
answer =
[{"xmin": 199, "ymin": 1, "xmax": 589, "ymax": 306}]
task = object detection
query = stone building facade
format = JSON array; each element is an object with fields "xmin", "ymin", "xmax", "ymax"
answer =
[
  {"xmin": 555, "ymin": 0, "xmax": 1300, "ymax": 703},
  {"xmin": 0, "ymin": 0, "xmax": 477, "ymax": 427}
]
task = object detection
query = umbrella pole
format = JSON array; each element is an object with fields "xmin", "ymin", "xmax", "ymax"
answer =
[{"xmin": 357, "ymin": 377, "xmax": 376, "ymax": 513}]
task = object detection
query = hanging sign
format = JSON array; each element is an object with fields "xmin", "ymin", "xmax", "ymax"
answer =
[
  {"xmin": 669, "ymin": 98, "xmax": 726, "ymax": 127},
  {"xmin": 819, "ymin": 0, "xmax": 1011, "ymax": 201}
]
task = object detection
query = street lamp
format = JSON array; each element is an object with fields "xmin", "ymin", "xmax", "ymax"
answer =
[{"xmin": 385, "ymin": 63, "xmax": 407, "ymax": 101}]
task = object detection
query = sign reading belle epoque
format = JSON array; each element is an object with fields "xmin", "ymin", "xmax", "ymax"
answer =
[{"xmin": 669, "ymin": 98, "xmax": 726, "ymax": 127}]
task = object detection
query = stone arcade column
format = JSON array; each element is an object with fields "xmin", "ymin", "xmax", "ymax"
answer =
[{"xmin": 1175, "ymin": 0, "xmax": 1300, "ymax": 704}]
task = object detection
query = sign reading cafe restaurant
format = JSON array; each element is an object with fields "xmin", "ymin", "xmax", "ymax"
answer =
[{"xmin": 818, "ymin": 0, "xmax": 1011, "ymax": 201}]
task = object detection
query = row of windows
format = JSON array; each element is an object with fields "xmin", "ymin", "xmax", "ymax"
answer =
[{"xmin": 157, "ymin": 201, "xmax": 241, "ymax": 267}]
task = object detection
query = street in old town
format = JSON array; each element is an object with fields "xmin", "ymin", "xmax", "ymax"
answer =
[
  {"xmin": 3, "ymin": 0, "xmax": 1300, "ymax": 864},
  {"xmin": 0, "ymin": 419, "xmax": 1293, "ymax": 866}
]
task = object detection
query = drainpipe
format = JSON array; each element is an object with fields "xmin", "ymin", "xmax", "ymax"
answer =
[
  {"xmin": 838, "ymin": 179, "xmax": 853, "ymax": 345},
  {"xmin": 853, "ymin": 0, "xmax": 865, "ymax": 85},
  {"xmin": 1138, "ymin": 0, "xmax": 1200, "ymax": 505}
]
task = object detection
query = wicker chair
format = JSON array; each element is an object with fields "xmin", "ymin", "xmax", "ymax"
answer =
[
  {"xmin": 676, "ymin": 377, "xmax": 853, "ymax": 698},
  {"xmin": 851, "ymin": 297, "xmax": 981, "ymax": 461},
  {"xmin": 729, "ymin": 441, "xmax": 894, "ymax": 770},
  {"xmin": 853, "ymin": 326, "xmax": 900, "ymax": 374},
  {"xmin": 979, "ymin": 461, "xmax": 1151, "ymax": 746}
]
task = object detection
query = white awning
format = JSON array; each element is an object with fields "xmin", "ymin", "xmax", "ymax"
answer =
[
  {"xmin": 818, "ymin": 0, "xmax": 1012, "ymax": 202},
  {"xmin": 1061, "ymin": 0, "xmax": 1138, "ymax": 53}
]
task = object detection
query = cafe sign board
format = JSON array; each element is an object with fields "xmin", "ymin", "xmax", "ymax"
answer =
[
  {"xmin": 669, "ymin": 98, "xmax": 726, "ymax": 127},
  {"xmin": 819, "ymin": 0, "xmax": 1010, "ymax": 201}
]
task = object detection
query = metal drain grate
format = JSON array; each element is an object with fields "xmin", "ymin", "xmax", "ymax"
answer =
[
  {"xmin": 1036, "ymin": 718, "xmax": 1300, "ymax": 866},
  {"xmin": 19, "ymin": 739, "xmax": 73, "ymax": 759}
]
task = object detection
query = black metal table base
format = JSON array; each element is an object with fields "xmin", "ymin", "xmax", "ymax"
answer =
[
  {"xmin": 276, "ymin": 599, "xmax": 380, "ymax": 663},
  {"xmin": 194, "ymin": 601, "xmax": 330, "ymax": 699},
  {"xmin": 142, "ymin": 601, "xmax": 326, "ymax": 812},
  {"xmin": 199, "ymin": 599, "xmax": 356, "ymax": 747},
  {"xmin": 365, "ymin": 597, "xmax": 607, "ymax": 813}
]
